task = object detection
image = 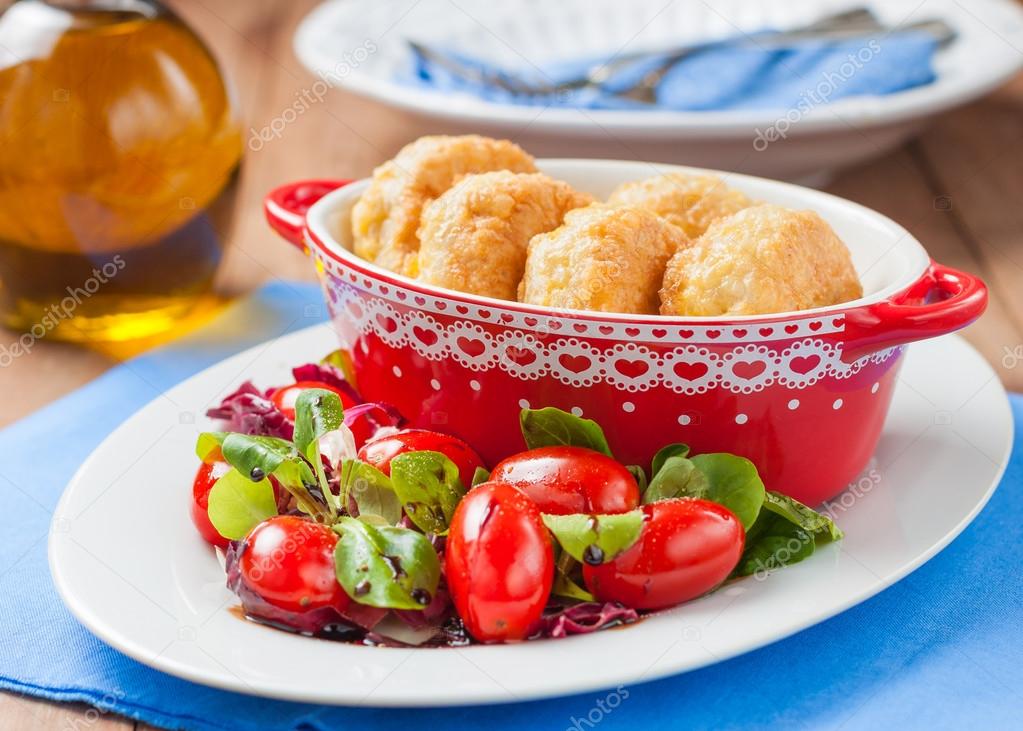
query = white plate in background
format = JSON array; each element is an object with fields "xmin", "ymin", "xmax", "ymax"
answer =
[{"xmin": 293, "ymin": 0, "xmax": 1023, "ymax": 181}]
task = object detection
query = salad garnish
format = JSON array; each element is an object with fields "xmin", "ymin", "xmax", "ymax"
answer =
[{"xmin": 192, "ymin": 350, "xmax": 842, "ymax": 646}]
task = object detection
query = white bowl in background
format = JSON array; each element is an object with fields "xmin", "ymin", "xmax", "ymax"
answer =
[{"xmin": 293, "ymin": 0, "xmax": 1023, "ymax": 182}]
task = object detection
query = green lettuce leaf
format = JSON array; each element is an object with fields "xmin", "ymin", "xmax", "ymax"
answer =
[
  {"xmin": 220, "ymin": 433, "xmax": 323, "ymax": 518},
  {"xmin": 733, "ymin": 491, "xmax": 842, "ymax": 577},
  {"xmin": 651, "ymin": 443, "xmax": 690, "ymax": 478},
  {"xmin": 552, "ymin": 570, "xmax": 596, "ymax": 602},
  {"xmin": 389, "ymin": 450, "xmax": 466, "ymax": 534},
  {"xmin": 689, "ymin": 453, "xmax": 766, "ymax": 530},
  {"xmin": 470, "ymin": 466, "xmax": 491, "ymax": 487},
  {"xmin": 761, "ymin": 491, "xmax": 843, "ymax": 542},
  {"xmin": 292, "ymin": 388, "xmax": 345, "ymax": 457},
  {"xmin": 733, "ymin": 514, "xmax": 815, "ymax": 577},
  {"xmin": 642, "ymin": 455, "xmax": 708, "ymax": 504},
  {"xmin": 542, "ymin": 511, "xmax": 643, "ymax": 565},
  {"xmin": 625, "ymin": 465, "xmax": 648, "ymax": 493},
  {"xmin": 340, "ymin": 459, "xmax": 402, "ymax": 526},
  {"xmin": 206, "ymin": 468, "xmax": 278, "ymax": 540},
  {"xmin": 519, "ymin": 407, "xmax": 613, "ymax": 457},
  {"xmin": 333, "ymin": 517, "xmax": 441, "ymax": 610},
  {"xmin": 195, "ymin": 431, "xmax": 226, "ymax": 462}
]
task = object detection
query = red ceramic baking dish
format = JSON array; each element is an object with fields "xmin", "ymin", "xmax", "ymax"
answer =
[{"xmin": 264, "ymin": 159, "xmax": 986, "ymax": 506}]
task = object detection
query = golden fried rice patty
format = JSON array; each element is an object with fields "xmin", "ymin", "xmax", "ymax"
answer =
[
  {"xmin": 417, "ymin": 171, "xmax": 593, "ymax": 301},
  {"xmin": 351, "ymin": 135, "xmax": 536, "ymax": 276},
  {"xmin": 659, "ymin": 204, "xmax": 863, "ymax": 316},
  {"xmin": 520, "ymin": 204, "xmax": 689, "ymax": 315},
  {"xmin": 607, "ymin": 172, "xmax": 754, "ymax": 238}
]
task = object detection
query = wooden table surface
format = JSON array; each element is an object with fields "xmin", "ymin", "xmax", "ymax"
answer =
[{"xmin": 2, "ymin": 0, "xmax": 1022, "ymax": 727}]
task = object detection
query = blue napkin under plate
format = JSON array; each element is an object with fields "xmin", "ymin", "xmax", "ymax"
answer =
[
  {"xmin": 403, "ymin": 31, "xmax": 937, "ymax": 111},
  {"xmin": 0, "ymin": 282, "xmax": 1019, "ymax": 731}
]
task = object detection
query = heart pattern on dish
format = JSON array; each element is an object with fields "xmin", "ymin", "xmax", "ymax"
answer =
[
  {"xmin": 559, "ymin": 353, "xmax": 593, "ymax": 374},
  {"xmin": 322, "ymin": 274, "xmax": 894, "ymax": 393}
]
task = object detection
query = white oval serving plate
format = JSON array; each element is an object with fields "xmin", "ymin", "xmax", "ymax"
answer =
[
  {"xmin": 49, "ymin": 326, "xmax": 1012, "ymax": 706},
  {"xmin": 293, "ymin": 0, "xmax": 1023, "ymax": 181}
]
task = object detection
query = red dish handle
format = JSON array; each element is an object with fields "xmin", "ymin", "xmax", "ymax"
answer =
[
  {"xmin": 843, "ymin": 261, "xmax": 987, "ymax": 361},
  {"xmin": 264, "ymin": 179, "xmax": 352, "ymax": 251}
]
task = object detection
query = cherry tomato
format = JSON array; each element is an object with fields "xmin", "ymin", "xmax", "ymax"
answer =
[
  {"xmin": 269, "ymin": 380, "xmax": 358, "ymax": 420},
  {"xmin": 192, "ymin": 452, "xmax": 287, "ymax": 548},
  {"xmin": 239, "ymin": 516, "xmax": 349, "ymax": 614},
  {"xmin": 358, "ymin": 428, "xmax": 484, "ymax": 487},
  {"xmin": 445, "ymin": 481, "xmax": 554, "ymax": 642},
  {"xmin": 490, "ymin": 446, "xmax": 640, "ymax": 515},
  {"xmin": 191, "ymin": 460, "xmax": 232, "ymax": 548},
  {"xmin": 583, "ymin": 499, "xmax": 744, "ymax": 611}
]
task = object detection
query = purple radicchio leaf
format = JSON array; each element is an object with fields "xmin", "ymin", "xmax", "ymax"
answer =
[
  {"xmin": 530, "ymin": 601, "xmax": 639, "ymax": 639},
  {"xmin": 291, "ymin": 362, "xmax": 363, "ymax": 406},
  {"xmin": 205, "ymin": 381, "xmax": 293, "ymax": 440},
  {"xmin": 343, "ymin": 402, "xmax": 406, "ymax": 447}
]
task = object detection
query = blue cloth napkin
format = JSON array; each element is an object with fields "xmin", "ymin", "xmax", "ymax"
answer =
[
  {"xmin": 403, "ymin": 31, "xmax": 937, "ymax": 111},
  {"xmin": 1, "ymin": 281, "xmax": 1019, "ymax": 731}
]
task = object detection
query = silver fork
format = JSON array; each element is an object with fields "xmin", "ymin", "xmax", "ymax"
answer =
[{"xmin": 408, "ymin": 7, "xmax": 955, "ymax": 104}]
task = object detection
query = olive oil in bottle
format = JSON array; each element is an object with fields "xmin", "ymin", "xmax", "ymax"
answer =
[{"xmin": 0, "ymin": 0, "xmax": 242, "ymax": 341}]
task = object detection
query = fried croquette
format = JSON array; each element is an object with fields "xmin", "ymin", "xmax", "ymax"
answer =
[
  {"xmin": 659, "ymin": 204, "xmax": 863, "ymax": 316},
  {"xmin": 519, "ymin": 204, "xmax": 689, "ymax": 315},
  {"xmin": 351, "ymin": 135, "xmax": 537, "ymax": 276},
  {"xmin": 607, "ymin": 173, "xmax": 754, "ymax": 238},
  {"xmin": 416, "ymin": 172, "xmax": 593, "ymax": 301}
]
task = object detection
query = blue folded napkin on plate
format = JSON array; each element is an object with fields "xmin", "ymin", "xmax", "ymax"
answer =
[
  {"xmin": 403, "ymin": 31, "xmax": 937, "ymax": 110},
  {"xmin": 1, "ymin": 281, "xmax": 1020, "ymax": 731}
]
